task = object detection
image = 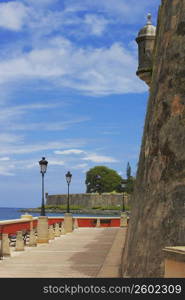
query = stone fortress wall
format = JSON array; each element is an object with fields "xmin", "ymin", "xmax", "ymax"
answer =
[
  {"xmin": 122, "ymin": 0, "xmax": 185, "ymax": 277},
  {"xmin": 46, "ymin": 193, "xmax": 130, "ymax": 209}
]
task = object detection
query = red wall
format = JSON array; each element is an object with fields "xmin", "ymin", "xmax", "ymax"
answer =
[
  {"xmin": 0, "ymin": 221, "xmax": 32, "ymax": 235},
  {"xmin": 48, "ymin": 218, "xmax": 64, "ymax": 225},
  {"xmin": 0, "ymin": 217, "xmax": 120, "ymax": 236}
]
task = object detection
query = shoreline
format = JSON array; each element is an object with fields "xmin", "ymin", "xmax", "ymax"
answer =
[{"xmin": 19, "ymin": 208, "xmax": 124, "ymax": 216}]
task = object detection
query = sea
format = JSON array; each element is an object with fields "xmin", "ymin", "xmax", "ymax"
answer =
[
  {"xmin": 0, "ymin": 207, "xmax": 116, "ymax": 221},
  {"xmin": 0, "ymin": 207, "xmax": 65, "ymax": 221}
]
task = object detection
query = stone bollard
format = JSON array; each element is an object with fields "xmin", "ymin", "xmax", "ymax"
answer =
[
  {"xmin": 54, "ymin": 223, "xmax": 61, "ymax": 237},
  {"xmin": 21, "ymin": 214, "xmax": 33, "ymax": 220},
  {"xmin": 120, "ymin": 212, "xmax": 127, "ymax": 227},
  {"xmin": 37, "ymin": 216, "xmax": 49, "ymax": 243},
  {"xmin": 163, "ymin": 246, "xmax": 185, "ymax": 278},
  {"xmin": 74, "ymin": 218, "xmax": 78, "ymax": 229},
  {"xmin": 49, "ymin": 225, "xmax": 55, "ymax": 240},
  {"xmin": 21, "ymin": 214, "xmax": 33, "ymax": 231},
  {"xmin": 1, "ymin": 234, "xmax": 11, "ymax": 256},
  {"xmin": 64, "ymin": 213, "xmax": 73, "ymax": 233},
  {"xmin": 96, "ymin": 218, "xmax": 101, "ymax": 228},
  {"xmin": 29, "ymin": 229, "xmax": 37, "ymax": 247},
  {"xmin": 15, "ymin": 231, "xmax": 24, "ymax": 251},
  {"xmin": 60, "ymin": 223, "xmax": 66, "ymax": 235}
]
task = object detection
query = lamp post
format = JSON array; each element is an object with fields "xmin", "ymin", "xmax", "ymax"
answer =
[
  {"xmin": 121, "ymin": 180, "xmax": 127, "ymax": 212},
  {"xmin": 65, "ymin": 171, "xmax": 72, "ymax": 213},
  {"xmin": 39, "ymin": 157, "xmax": 48, "ymax": 216}
]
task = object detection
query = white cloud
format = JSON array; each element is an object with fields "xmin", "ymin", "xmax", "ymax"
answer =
[
  {"xmin": 70, "ymin": 163, "xmax": 88, "ymax": 170},
  {"xmin": 0, "ymin": 167, "xmax": 15, "ymax": 176},
  {"xmin": 0, "ymin": 38, "xmax": 146, "ymax": 95},
  {"xmin": 9, "ymin": 117, "xmax": 90, "ymax": 131},
  {"xmin": 47, "ymin": 159, "xmax": 65, "ymax": 166},
  {"xmin": 0, "ymin": 0, "xmax": 151, "ymax": 96},
  {"xmin": 84, "ymin": 14, "xmax": 108, "ymax": 36},
  {"xmin": 0, "ymin": 2, "xmax": 28, "ymax": 31},
  {"xmin": 54, "ymin": 148, "xmax": 120, "ymax": 166},
  {"xmin": 0, "ymin": 157, "xmax": 10, "ymax": 161},
  {"xmin": 0, "ymin": 157, "xmax": 15, "ymax": 176},
  {"xmin": 54, "ymin": 149, "xmax": 119, "ymax": 164},
  {"xmin": 82, "ymin": 154, "xmax": 118, "ymax": 163},
  {"xmin": 0, "ymin": 140, "xmax": 86, "ymax": 156},
  {"xmin": 64, "ymin": 0, "xmax": 158, "ymax": 24},
  {"xmin": 0, "ymin": 133, "xmax": 23, "ymax": 144},
  {"xmin": 23, "ymin": 0, "xmax": 57, "ymax": 7},
  {"xmin": 102, "ymin": 131, "xmax": 120, "ymax": 135},
  {"xmin": 54, "ymin": 149, "xmax": 85, "ymax": 155},
  {"xmin": 0, "ymin": 103, "xmax": 58, "ymax": 123}
]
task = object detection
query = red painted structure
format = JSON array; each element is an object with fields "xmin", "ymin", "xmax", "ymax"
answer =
[
  {"xmin": 0, "ymin": 217, "xmax": 121, "ymax": 236},
  {"xmin": 77, "ymin": 218, "xmax": 120, "ymax": 227},
  {"xmin": 48, "ymin": 218, "xmax": 64, "ymax": 226},
  {"xmin": 0, "ymin": 220, "xmax": 37, "ymax": 236}
]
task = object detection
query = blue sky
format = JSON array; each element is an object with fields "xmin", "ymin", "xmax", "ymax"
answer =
[{"xmin": 0, "ymin": 0, "xmax": 161, "ymax": 208}]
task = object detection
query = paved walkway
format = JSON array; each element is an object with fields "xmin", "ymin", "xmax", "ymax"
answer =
[{"xmin": 0, "ymin": 227, "xmax": 126, "ymax": 278}]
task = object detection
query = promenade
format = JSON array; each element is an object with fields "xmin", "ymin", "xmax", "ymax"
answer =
[{"xmin": 0, "ymin": 227, "xmax": 126, "ymax": 278}]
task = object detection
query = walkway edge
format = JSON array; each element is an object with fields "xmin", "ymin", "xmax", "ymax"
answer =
[{"xmin": 96, "ymin": 227, "xmax": 127, "ymax": 278}]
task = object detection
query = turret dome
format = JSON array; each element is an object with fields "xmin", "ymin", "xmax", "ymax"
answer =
[{"xmin": 137, "ymin": 14, "xmax": 156, "ymax": 38}]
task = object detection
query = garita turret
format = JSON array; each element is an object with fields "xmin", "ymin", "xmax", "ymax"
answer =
[{"xmin": 136, "ymin": 13, "xmax": 156, "ymax": 86}]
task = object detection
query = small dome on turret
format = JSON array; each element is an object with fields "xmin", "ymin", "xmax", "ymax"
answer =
[{"xmin": 137, "ymin": 14, "xmax": 156, "ymax": 38}]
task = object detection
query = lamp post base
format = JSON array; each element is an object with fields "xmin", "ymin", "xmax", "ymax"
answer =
[
  {"xmin": 64, "ymin": 213, "xmax": 73, "ymax": 233},
  {"xmin": 37, "ymin": 216, "xmax": 49, "ymax": 243},
  {"xmin": 120, "ymin": 212, "xmax": 127, "ymax": 227}
]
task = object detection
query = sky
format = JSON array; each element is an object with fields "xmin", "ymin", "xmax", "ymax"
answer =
[{"xmin": 0, "ymin": 0, "xmax": 161, "ymax": 208}]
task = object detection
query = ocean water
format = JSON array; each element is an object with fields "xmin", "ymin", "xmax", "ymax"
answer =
[
  {"xmin": 0, "ymin": 207, "xmax": 117, "ymax": 221},
  {"xmin": 0, "ymin": 207, "xmax": 65, "ymax": 221}
]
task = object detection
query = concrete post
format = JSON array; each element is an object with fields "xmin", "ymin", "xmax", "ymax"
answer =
[
  {"xmin": 74, "ymin": 218, "xmax": 78, "ymax": 229},
  {"xmin": 37, "ymin": 216, "xmax": 49, "ymax": 243},
  {"xmin": 21, "ymin": 214, "xmax": 33, "ymax": 230},
  {"xmin": 15, "ymin": 231, "xmax": 24, "ymax": 251},
  {"xmin": 1, "ymin": 234, "xmax": 11, "ymax": 256},
  {"xmin": 96, "ymin": 218, "xmax": 101, "ymax": 228},
  {"xmin": 64, "ymin": 213, "xmax": 73, "ymax": 233},
  {"xmin": 120, "ymin": 212, "xmax": 127, "ymax": 227},
  {"xmin": 21, "ymin": 214, "xmax": 33, "ymax": 220},
  {"xmin": 54, "ymin": 223, "xmax": 61, "ymax": 237},
  {"xmin": 49, "ymin": 225, "xmax": 55, "ymax": 240},
  {"xmin": 163, "ymin": 247, "xmax": 185, "ymax": 278},
  {"xmin": 29, "ymin": 229, "xmax": 37, "ymax": 247}
]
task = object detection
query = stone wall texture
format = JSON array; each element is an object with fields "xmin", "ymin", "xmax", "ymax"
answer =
[
  {"xmin": 122, "ymin": 0, "xmax": 185, "ymax": 277},
  {"xmin": 46, "ymin": 193, "xmax": 130, "ymax": 208}
]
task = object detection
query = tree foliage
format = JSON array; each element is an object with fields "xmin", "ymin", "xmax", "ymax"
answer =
[
  {"xmin": 125, "ymin": 176, "xmax": 136, "ymax": 194},
  {"xmin": 126, "ymin": 162, "xmax": 131, "ymax": 179},
  {"xmin": 123, "ymin": 162, "xmax": 135, "ymax": 194},
  {"xmin": 85, "ymin": 166, "xmax": 122, "ymax": 193}
]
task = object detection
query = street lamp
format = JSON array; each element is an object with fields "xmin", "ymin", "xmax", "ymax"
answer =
[
  {"xmin": 39, "ymin": 157, "xmax": 48, "ymax": 216},
  {"xmin": 65, "ymin": 171, "xmax": 72, "ymax": 213},
  {"xmin": 121, "ymin": 180, "xmax": 127, "ymax": 212}
]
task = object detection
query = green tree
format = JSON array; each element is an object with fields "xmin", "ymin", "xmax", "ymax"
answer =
[
  {"xmin": 126, "ymin": 162, "xmax": 131, "ymax": 179},
  {"xmin": 125, "ymin": 176, "xmax": 136, "ymax": 194},
  {"xmin": 85, "ymin": 166, "xmax": 122, "ymax": 193}
]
